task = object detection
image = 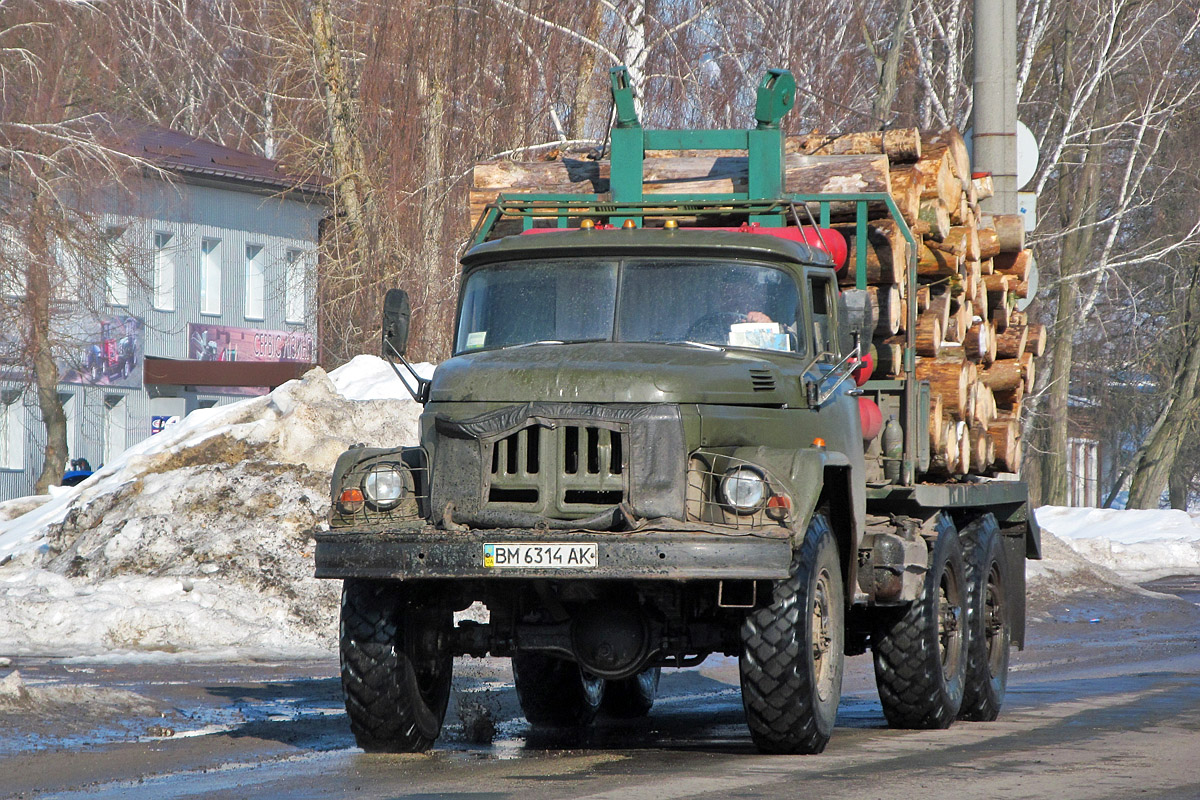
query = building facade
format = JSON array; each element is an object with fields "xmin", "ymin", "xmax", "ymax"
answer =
[{"xmin": 0, "ymin": 124, "xmax": 327, "ymax": 500}]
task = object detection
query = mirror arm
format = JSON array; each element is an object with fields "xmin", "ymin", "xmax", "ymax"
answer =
[{"xmin": 384, "ymin": 338, "xmax": 431, "ymax": 404}]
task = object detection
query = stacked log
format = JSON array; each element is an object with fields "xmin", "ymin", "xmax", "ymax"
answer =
[{"xmin": 469, "ymin": 127, "xmax": 1041, "ymax": 478}]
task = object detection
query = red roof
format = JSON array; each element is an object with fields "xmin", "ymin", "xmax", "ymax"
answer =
[{"xmin": 102, "ymin": 117, "xmax": 328, "ymax": 197}]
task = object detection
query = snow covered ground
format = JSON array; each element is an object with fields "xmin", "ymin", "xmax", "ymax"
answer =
[
  {"xmin": 0, "ymin": 357, "xmax": 1197, "ymax": 660},
  {"xmin": 1034, "ymin": 505, "xmax": 1200, "ymax": 580},
  {"xmin": 0, "ymin": 356, "xmax": 429, "ymax": 660}
]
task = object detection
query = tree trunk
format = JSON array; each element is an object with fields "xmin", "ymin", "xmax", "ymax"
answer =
[
  {"xmin": 1126, "ymin": 264, "xmax": 1200, "ymax": 508},
  {"xmin": 27, "ymin": 210, "xmax": 66, "ymax": 494}
]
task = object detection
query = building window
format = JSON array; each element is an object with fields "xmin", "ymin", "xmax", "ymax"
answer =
[
  {"xmin": 154, "ymin": 232, "xmax": 175, "ymax": 311},
  {"xmin": 105, "ymin": 227, "xmax": 129, "ymax": 307},
  {"xmin": 103, "ymin": 395, "xmax": 127, "ymax": 466},
  {"xmin": 201, "ymin": 238, "xmax": 221, "ymax": 316},
  {"xmin": 285, "ymin": 249, "xmax": 306, "ymax": 323},
  {"xmin": 245, "ymin": 244, "xmax": 265, "ymax": 320},
  {"xmin": 0, "ymin": 390, "xmax": 23, "ymax": 469}
]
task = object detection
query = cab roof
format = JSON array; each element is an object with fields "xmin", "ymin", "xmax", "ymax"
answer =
[{"xmin": 460, "ymin": 228, "xmax": 836, "ymax": 270}]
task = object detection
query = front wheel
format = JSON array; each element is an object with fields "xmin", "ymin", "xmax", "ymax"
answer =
[
  {"xmin": 339, "ymin": 579, "xmax": 453, "ymax": 752},
  {"xmin": 872, "ymin": 513, "xmax": 968, "ymax": 729},
  {"xmin": 512, "ymin": 653, "xmax": 605, "ymax": 726},
  {"xmin": 740, "ymin": 512, "xmax": 845, "ymax": 754}
]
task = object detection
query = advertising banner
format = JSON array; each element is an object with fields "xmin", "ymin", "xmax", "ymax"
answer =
[
  {"xmin": 60, "ymin": 315, "xmax": 144, "ymax": 389},
  {"xmin": 187, "ymin": 323, "xmax": 315, "ymax": 363}
]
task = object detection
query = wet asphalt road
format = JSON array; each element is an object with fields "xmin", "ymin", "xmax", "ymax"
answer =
[{"xmin": 3, "ymin": 576, "xmax": 1200, "ymax": 800}]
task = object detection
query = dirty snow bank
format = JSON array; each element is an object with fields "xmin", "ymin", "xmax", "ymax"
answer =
[
  {"xmin": 1034, "ymin": 506, "xmax": 1200, "ymax": 580},
  {"xmin": 0, "ymin": 356, "xmax": 430, "ymax": 659}
]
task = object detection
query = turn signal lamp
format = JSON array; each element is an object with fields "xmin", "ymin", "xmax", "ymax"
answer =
[
  {"xmin": 580, "ymin": 218, "xmax": 595, "ymax": 229},
  {"xmin": 622, "ymin": 218, "xmax": 637, "ymax": 228},
  {"xmin": 663, "ymin": 219, "xmax": 678, "ymax": 229},
  {"xmin": 812, "ymin": 437, "xmax": 826, "ymax": 448},
  {"xmin": 338, "ymin": 488, "xmax": 365, "ymax": 514}
]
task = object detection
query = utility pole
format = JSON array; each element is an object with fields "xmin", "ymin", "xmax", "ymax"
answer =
[{"xmin": 972, "ymin": 0, "xmax": 1018, "ymax": 214}]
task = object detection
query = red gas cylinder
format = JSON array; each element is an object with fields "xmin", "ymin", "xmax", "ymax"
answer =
[
  {"xmin": 849, "ymin": 352, "xmax": 874, "ymax": 386},
  {"xmin": 858, "ymin": 396, "xmax": 883, "ymax": 441}
]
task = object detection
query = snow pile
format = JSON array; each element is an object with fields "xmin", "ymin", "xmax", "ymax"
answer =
[
  {"xmin": 0, "ymin": 356, "xmax": 430, "ymax": 658},
  {"xmin": 1034, "ymin": 506, "xmax": 1200, "ymax": 580}
]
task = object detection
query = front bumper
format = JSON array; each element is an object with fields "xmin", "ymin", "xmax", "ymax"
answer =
[{"xmin": 314, "ymin": 526, "xmax": 792, "ymax": 581}]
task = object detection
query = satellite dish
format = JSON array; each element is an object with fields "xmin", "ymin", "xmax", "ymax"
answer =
[
  {"xmin": 1015, "ymin": 122, "xmax": 1038, "ymax": 190},
  {"xmin": 963, "ymin": 122, "xmax": 1040, "ymax": 190}
]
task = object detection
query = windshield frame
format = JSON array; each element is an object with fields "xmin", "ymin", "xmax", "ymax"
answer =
[{"xmin": 452, "ymin": 256, "xmax": 812, "ymax": 359}]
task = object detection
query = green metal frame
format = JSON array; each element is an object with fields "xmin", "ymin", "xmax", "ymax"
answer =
[{"xmin": 467, "ymin": 66, "xmax": 922, "ymax": 485}]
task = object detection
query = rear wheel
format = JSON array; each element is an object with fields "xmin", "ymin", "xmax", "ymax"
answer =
[
  {"xmin": 872, "ymin": 513, "xmax": 967, "ymax": 729},
  {"xmin": 740, "ymin": 512, "xmax": 844, "ymax": 754},
  {"xmin": 339, "ymin": 579, "xmax": 453, "ymax": 752},
  {"xmin": 959, "ymin": 514, "xmax": 1010, "ymax": 721},
  {"xmin": 512, "ymin": 653, "xmax": 605, "ymax": 726},
  {"xmin": 602, "ymin": 666, "xmax": 661, "ymax": 718}
]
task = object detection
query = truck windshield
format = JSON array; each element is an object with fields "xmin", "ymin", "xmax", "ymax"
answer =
[{"xmin": 455, "ymin": 258, "xmax": 802, "ymax": 355}]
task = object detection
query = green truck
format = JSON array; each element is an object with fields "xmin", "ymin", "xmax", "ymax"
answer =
[{"xmin": 315, "ymin": 67, "xmax": 1040, "ymax": 754}]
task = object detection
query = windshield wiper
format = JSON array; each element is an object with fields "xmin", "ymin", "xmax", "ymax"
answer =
[
  {"xmin": 505, "ymin": 338, "xmax": 606, "ymax": 349},
  {"xmin": 662, "ymin": 340, "xmax": 725, "ymax": 351}
]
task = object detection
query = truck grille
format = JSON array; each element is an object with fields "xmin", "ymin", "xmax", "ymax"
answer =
[{"xmin": 488, "ymin": 424, "xmax": 626, "ymax": 513}]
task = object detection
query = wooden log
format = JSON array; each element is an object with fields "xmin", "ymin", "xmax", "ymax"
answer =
[
  {"xmin": 916, "ymin": 240, "xmax": 961, "ymax": 279},
  {"xmin": 469, "ymin": 153, "xmax": 896, "ymax": 226},
  {"xmin": 916, "ymin": 285, "xmax": 931, "ymax": 314},
  {"xmin": 918, "ymin": 199, "xmax": 951, "ymax": 240},
  {"xmin": 969, "ymin": 422, "xmax": 990, "ymax": 473},
  {"xmin": 914, "ymin": 148, "xmax": 962, "ymax": 213},
  {"xmin": 1020, "ymin": 351, "xmax": 1036, "ymax": 392},
  {"xmin": 887, "ymin": 163, "xmax": 927, "ymax": 226},
  {"xmin": 982, "ymin": 273, "xmax": 1011, "ymax": 293},
  {"xmin": 916, "ymin": 351, "xmax": 971, "ymax": 418},
  {"xmin": 993, "ymin": 381, "xmax": 1024, "ymax": 411},
  {"xmin": 973, "ymin": 172, "xmax": 994, "ymax": 200},
  {"xmin": 978, "ymin": 228, "xmax": 1002, "ymax": 261},
  {"xmin": 833, "ymin": 220, "xmax": 907, "ymax": 286},
  {"xmin": 873, "ymin": 337, "xmax": 904, "ymax": 377},
  {"xmin": 925, "ymin": 129, "xmax": 972, "ymax": 185},
  {"xmin": 991, "ymin": 297, "xmax": 1010, "ymax": 332},
  {"xmin": 979, "ymin": 256, "xmax": 995, "ymax": 276},
  {"xmin": 843, "ymin": 285, "xmax": 903, "ymax": 338},
  {"xmin": 988, "ymin": 415, "xmax": 1021, "ymax": 472},
  {"xmin": 1025, "ymin": 323, "xmax": 1046, "ymax": 357},
  {"xmin": 995, "ymin": 325, "xmax": 1029, "ymax": 360},
  {"xmin": 796, "ymin": 128, "xmax": 922, "ymax": 161},
  {"xmin": 980, "ymin": 359, "xmax": 1024, "ymax": 392},
  {"xmin": 993, "ymin": 249, "xmax": 1031, "ymax": 280},
  {"xmin": 945, "ymin": 225, "xmax": 980, "ymax": 262},
  {"xmin": 965, "ymin": 321, "xmax": 996, "ymax": 364},
  {"xmin": 915, "ymin": 314, "xmax": 943, "ymax": 356},
  {"xmin": 956, "ymin": 422, "xmax": 972, "ymax": 474},
  {"xmin": 1010, "ymin": 279, "xmax": 1030, "ymax": 299},
  {"xmin": 929, "ymin": 394, "xmax": 945, "ymax": 449},
  {"xmin": 973, "ymin": 382, "xmax": 997, "ymax": 429},
  {"xmin": 991, "ymin": 214, "xmax": 1026, "ymax": 251}
]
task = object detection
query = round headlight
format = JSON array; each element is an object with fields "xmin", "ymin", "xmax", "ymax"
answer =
[
  {"xmin": 719, "ymin": 467, "xmax": 767, "ymax": 513},
  {"xmin": 363, "ymin": 464, "xmax": 406, "ymax": 510}
]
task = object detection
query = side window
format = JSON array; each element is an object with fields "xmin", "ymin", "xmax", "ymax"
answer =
[{"xmin": 808, "ymin": 274, "xmax": 834, "ymax": 358}]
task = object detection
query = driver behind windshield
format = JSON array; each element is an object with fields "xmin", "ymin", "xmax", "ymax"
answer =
[{"xmin": 689, "ymin": 269, "xmax": 796, "ymax": 350}]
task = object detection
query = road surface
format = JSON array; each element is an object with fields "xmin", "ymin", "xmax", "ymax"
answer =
[{"xmin": 2, "ymin": 574, "xmax": 1199, "ymax": 800}]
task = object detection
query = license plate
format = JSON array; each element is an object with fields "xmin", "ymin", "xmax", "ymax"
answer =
[{"xmin": 484, "ymin": 543, "xmax": 597, "ymax": 569}]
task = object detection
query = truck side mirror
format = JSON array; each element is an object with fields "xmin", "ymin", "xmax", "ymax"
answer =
[{"xmin": 382, "ymin": 289, "xmax": 411, "ymax": 358}]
